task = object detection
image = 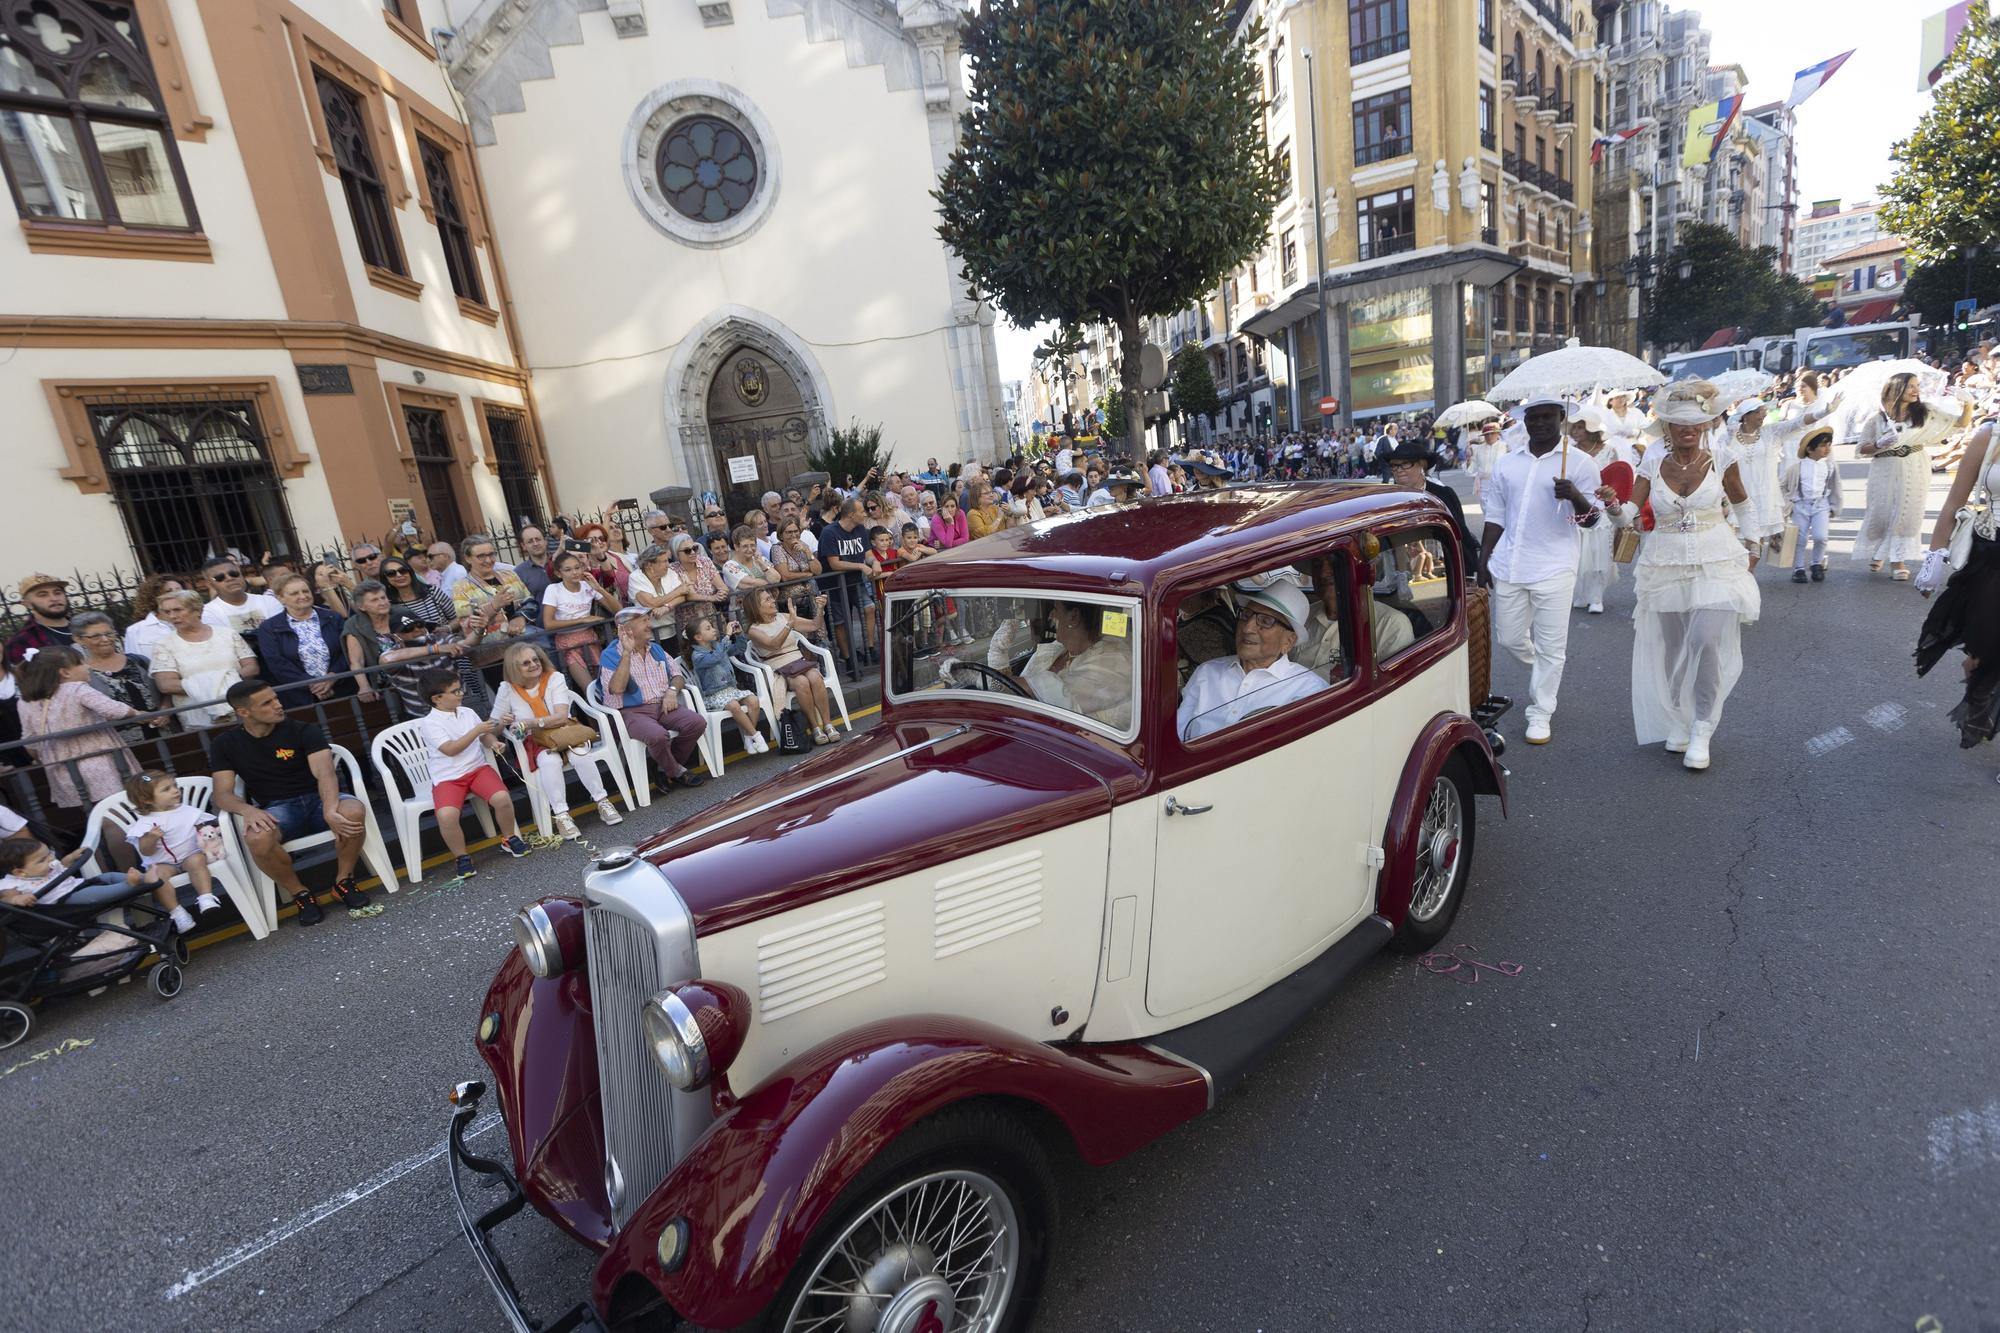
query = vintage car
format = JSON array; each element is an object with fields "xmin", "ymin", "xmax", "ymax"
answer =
[{"xmin": 448, "ymin": 483, "xmax": 1507, "ymax": 1332}]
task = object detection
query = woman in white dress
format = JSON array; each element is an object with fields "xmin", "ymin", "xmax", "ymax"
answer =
[
  {"xmin": 1600, "ymin": 380, "xmax": 1761, "ymax": 771},
  {"xmin": 1601, "ymin": 390, "xmax": 1650, "ymax": 462},
  {"xmin": 1854, "ymin": 373, "xmax": 1973, "ymax": 580},
  {"xmin": 1566, "ymin": 405, "xmax": 1618, "ymax": 614},
  {"xmin": 1720, "ymin": 399, "xmax": 1796, "ymax": 571}
]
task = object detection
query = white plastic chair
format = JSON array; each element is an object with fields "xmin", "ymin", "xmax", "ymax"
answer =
[
  {"xmin": 584, "ymin": 679, "xmax": 665, "ymax": 802},
  {"xmin": 370, "ymin": 720, "xmax": 499, "ymax": 884},
  {"xmin": 231, "ymin": 743, "xmax": 399, "ymax": 925},
  {"xmin": 514, "ymin": 689, "xmax": 642, "ymax": 839},
  {"xmin": 730, "ymin": 654, "xmax": 784, "ymax": 745},
  {"xmin": 82, "ymin": 777, "xmax": 269, "ymax": 939},
  {"xmin": 736, "ymin": 639, "xmax": 852, "ymax": 733}
]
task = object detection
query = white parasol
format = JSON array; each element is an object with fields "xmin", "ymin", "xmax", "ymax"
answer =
[
  {"xmin": 1435, "ymin": 399, "xmax": 1503, "ymax": 428},
  {"xmin": 1706, "ymin": 368, "xmax": 1776, "ymax": 403},
  {"xmin": 1488, "ymin": 337, "xmax": 1665, "ymax": 404},
  {"xmin": 1825, "ymin": 358, "xmax": 1957, "ymax": 442}
]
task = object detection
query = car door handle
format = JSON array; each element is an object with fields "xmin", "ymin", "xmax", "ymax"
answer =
[{"xmin": 1164, "ymin": 796, "xmax": 1212, "ymax": 817}]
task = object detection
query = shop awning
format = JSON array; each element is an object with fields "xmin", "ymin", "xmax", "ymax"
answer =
[
  {"xmin": 1240, "ymin": 282, "xmax": 1323, "ymax": 341},
  {"xmin": 1846, "ymin": 298, "xmax": 1900, "ymax": 325},
  {"xmin": 1698, "ymin": 325, "xmax": 1743, "ymax": 349},
  {"xmin": 1239, "ymin": 246, "xmax": 1527, "ymax": 340}
]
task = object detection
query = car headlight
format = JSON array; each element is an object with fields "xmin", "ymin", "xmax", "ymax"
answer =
[
  {"xmin": 642, "ymin": 990, "xmax": 708, "ymax": 1089},
  {"xmin": 639, "ymin": 980, "xmax": 751, "ymax": 1091},
  {"xmin": 513, "ymin": 902, "xmax": 566, "ymax": 978}
]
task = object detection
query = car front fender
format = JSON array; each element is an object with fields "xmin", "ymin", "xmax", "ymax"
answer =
[
  {"xmin": 589, "ymin": 1016, "xmax": 1208, "ymax": 1329},
  {"xmin": 1377, "ymin": 711, "xmax": 1507, "ymax": 929}
]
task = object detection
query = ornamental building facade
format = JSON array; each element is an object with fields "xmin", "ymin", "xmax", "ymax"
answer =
[{"xmin": 1, "ymin": 0, "xmax": 1002, "ymax": 578}]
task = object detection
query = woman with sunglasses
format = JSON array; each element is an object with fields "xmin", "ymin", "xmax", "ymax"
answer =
[
  {"xmin": 770, "ymin": 517, "xmax": 822, "ymax": 621},
  {"xmin": 669, "ymin": 533, "xmax": 729, "ymax": 641},
  {"xmin": 377, "ymin": 556, "xmax": 490, "ymax": 709}
]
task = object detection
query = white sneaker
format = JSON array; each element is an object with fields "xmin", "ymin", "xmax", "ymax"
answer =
[
  {"xmin": 554, "ymin": 814, "xmax": 582, "ymax": 841},
  {"xmin": 747, "ymin": 734, "xmax": 767, "ymax": 754},
  {"xmin": 1587, "ymin": 602, "xmax": 1604, "ymax": 615},
  {"xmin": 1665, "ymin": 724, "xmax": 1690, "ymax": 754},
  {"xmin": 1525, "ymin": 718, "xmax": 1552, "ymax": 745},
  {"xmin": 170, "ymin": 906, "xmax": 197, "ymax": 934},
  {"xmin": 1683, "ymin": 723, "xmax": 1713, "ymax": 771},
  {"xmin": 596, "ymin": 799, "xmax": 624, "ymax": 826},
  {"xmin": 194, "ymin": 893, "xmax": 223, "ymax": 915}
]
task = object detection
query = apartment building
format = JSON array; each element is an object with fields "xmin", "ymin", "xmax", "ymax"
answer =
[{"xmin": 1793, "ymin": 199, "xmax": 1883, "ymax": 279}]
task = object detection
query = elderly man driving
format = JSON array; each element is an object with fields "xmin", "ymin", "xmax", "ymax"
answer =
[{"xmin": 1177, "ymin": 577, "xmax": 1329, "ymax": 741}]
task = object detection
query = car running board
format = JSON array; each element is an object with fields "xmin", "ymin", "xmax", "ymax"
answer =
[{"xmin": 1143, "ymin": 914, "xmax": 1396, "ymax": 1105}]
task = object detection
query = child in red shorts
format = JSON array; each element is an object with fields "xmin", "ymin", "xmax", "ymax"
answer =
[{"xmin": 415, "ymin": 668, "xmax": 532, "ymax": 877}]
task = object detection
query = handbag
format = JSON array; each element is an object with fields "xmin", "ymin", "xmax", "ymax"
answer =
[
  {"xmin": 536, "ymin": 719, "xmax": 599, "ymax": 752},
  {"xmin": 1612, "ymin": 527, "xmax": 1642, "ymax": 563},
  {"xmin": 1773, "ymin": 523, "xmax": 1799, "ymax": 569},
  {"xmin": 1948, "ymin": 468, "xmax": 1997, "ymax": 570},
  {"xmin": 777, "ymin": 706, "xmax": 811, "ymax": 754}
]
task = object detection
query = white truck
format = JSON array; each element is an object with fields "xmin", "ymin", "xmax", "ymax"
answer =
[{"xmin": 1655, "ymin": 319, "xmax": 1917, "ymax": 382}]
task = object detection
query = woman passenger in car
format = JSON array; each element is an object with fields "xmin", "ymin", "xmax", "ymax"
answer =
[{"xmin": 984, "ymin": 600, "xmax": 1132, "ymax": 731}]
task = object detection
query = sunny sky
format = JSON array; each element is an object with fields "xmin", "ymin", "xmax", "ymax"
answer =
[{"xmin": 992, "ymin": 0, "xmax": 1959, "ymax": 388}]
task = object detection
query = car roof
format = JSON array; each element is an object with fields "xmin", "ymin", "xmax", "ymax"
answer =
[{"xmin": 891, "ymin": 483, "xmax": 1444, "ymax": 598}]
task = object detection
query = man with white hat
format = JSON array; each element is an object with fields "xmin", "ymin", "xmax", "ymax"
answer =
[
  {"xmin": 1177, "ymin": 576, "xmax": 1328, "ymax": 740},
  {"xmin": 1480, "ymin": 395, "xmax": 1604, "ymax": 744}
]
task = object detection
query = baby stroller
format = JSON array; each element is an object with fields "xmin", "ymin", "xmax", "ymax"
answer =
[{"xmin": 0, "ymin": 863, "xmax": 188, "ymax": 1051}]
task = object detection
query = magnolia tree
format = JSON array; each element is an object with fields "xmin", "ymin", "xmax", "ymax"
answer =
[
  {"xmin": 1883, "ymin": 2, "xmax": 2000, "ymax": 264},
  {"xmin": 935, "ymin": 0, "xmax": 1283, "ymax": 459}
]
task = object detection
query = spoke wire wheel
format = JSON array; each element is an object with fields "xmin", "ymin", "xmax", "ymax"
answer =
[
  {"xmin": 0, "ymin": 1001, "xmax": 31, "ymax": 1050},
  {"xmin": 781, "ymin": 1168, "xmax": 1021, "ymax": 1333},
  {"xmin": 1407, "ymin": 773, "xmax": 1465, "ymax": 925}
]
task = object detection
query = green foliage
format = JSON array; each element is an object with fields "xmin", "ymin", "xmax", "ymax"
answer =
[
  {"xmin": 1882, "ymin": 3, "xmax": 2000, "ymax": 265},
  {"xmin": 808, "ymin": 420, "xmax": 894, "ymax": 490},
  {"xmin": 935, "ymin": 0, "xmax": 1284, "ymax": 455},
  {"xmin": 1643, "ymin": 223, "xmax": 1823, "ymax": 348},
  {"xmin": 1903, "ymin": 248, "xmax": 2000, "ymax": 324},
  {"xmin": 1170, "ymin": 342, "xmax": 1220, "ymax": 422},
  {"xmin": 1096, "ymin": 387, "xmax": 1128, "ymax": 441}
]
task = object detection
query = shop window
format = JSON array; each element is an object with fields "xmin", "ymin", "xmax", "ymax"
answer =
[{"xmin": 0, "ymin": 0, "xmax": 198, "ymax": 232}]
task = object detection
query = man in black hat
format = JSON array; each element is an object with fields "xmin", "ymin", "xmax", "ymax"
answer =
[{"xmin": 1385, "ymin": 439, "xmax": 1480, "ymax": 580}]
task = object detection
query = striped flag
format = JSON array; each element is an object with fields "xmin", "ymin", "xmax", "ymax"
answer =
[
  {"xmin": 1919, "ymin": 2, "xmax": 1974, "ymax": 91},
  {"xmin": 1785, "ymin": 51, "xmax": 1854, "ymax": 107},
  {"xmin": 1590, "ymin": 125, "xmax": 1643, "ymax": 165},
  {"xmin": 1681, "ymin": 95, "xmax": 1745, "ymax": 168}
]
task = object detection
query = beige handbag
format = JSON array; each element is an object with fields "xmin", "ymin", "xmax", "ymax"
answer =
[
  {"xmin": 1612, "ymin": 528, "xmax": 1641, "ymax": 563},
  {"xmin": 1773, "ymin": 523, "xmax": 1800, "ymax": 569}
]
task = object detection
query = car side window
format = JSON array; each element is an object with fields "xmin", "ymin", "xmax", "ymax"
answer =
[
  {"xmin": 1362, "ymin": 524, "xmax": 1457, "ymax": 663},
  {"xmin": 1174, "ymin": 563, "xmax": 1335, "ymax": 744}
]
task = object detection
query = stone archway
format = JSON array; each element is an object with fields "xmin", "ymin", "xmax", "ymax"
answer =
[{"xmin": 663, "ymin": 305, "xmax": 834, "ymax": 508}]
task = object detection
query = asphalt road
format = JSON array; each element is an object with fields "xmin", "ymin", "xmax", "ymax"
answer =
[{"xmin": 6, "ymin": 452, "xmax": 1998, "ymax": 1333}]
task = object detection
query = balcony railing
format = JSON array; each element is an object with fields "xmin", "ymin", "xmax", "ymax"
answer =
[
  {"xmin": 1500, "ymin": 55, "xmax": 1519, "ymax": 85},
  {"xmin": 1502, "ymin": 148, "xmax": 1523, "ymax": 179},
  {"xmin": 1479, "ymin": 25, "xmax": 1494, "ymax": 50},
  {"xmin": 1549, "ymin": 174, "xmax": 1573, "ymax": 203},
  {"xmin": 1359, "ymin": 229, "xmax": 1417, "ymax": 262},
  {"xmin": 1481, "ymin": 128, "xmax": 1497, "ymax": 150},
  {"xmin": 1517, "ymin": 0, "xmax": 1573, "ymax": 41},
  {"xmin": 1356, "ymin": 136, "xmax": 1412, "ymax": 166},
  {"xmin": 1352, "ymin": 30, "xmax": 1410, "ymax": 64}
]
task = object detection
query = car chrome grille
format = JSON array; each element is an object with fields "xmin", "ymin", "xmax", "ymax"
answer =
[{"xmin": 586, "ymin": 904, "xmax": 678, "ymax": 1229}]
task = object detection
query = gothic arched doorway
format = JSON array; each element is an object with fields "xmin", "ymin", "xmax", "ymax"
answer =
[{"xmin": 705, "ymin": 346, "xmax": 813, "ymax": 517}]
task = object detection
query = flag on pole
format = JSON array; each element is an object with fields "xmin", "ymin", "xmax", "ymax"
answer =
[
  {"xmin": 1919, "ymin": 2, "xmax": 1975, "ymax": 91},
  {"xmin": 1785, "ymin": 51, "xmax": 1854, "ymax": 106},
  {"xmin": 1590, "ymin": 125, "xmax": 1644, "ymax": 165},
  {"xmin": 1681, "ymin": 95, "xmax": 1744, "ymax": 168}
]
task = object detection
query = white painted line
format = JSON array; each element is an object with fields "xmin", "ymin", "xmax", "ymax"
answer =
[
  {"xmin": 164, "ymin": 1112, "xmax": 501, "ymax": 1302},
  {"xmin": 1863, "ymin": 702, "xmax": 1909, "ymax": 733},
  {"xmin": 1804, "ymin": 726, "xmax": 1855, "ymax": 757},
  {"xmin": 1927, "ymin": 1099, "xmax": 2000, "ymax": 1179}
]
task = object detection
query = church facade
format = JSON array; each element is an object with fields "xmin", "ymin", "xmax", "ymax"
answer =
[{"xmin": 445, "ymin": 0, "xmax": 1007, "ymax": 512}]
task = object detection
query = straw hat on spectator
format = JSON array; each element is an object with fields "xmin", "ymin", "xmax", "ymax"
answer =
[{"xmin": 16, "ymin": 573, "xmax": 64, "ymax": 596}]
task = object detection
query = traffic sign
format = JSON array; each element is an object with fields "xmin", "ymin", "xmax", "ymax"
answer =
[
  {"xmin": 1318, "ymin": 396, "xmax": 1339, "ymax": 415},
  {"xmin": 1954, "ymin": 298, "xmax": 1979, "ymax": 327}
]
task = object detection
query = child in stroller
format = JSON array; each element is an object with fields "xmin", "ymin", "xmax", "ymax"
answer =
[{"xmin": 0, "ymin": 838, "xmax": 189, "ymax": 1051}]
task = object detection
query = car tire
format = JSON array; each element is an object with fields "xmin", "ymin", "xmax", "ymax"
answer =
[
  {"xmin": 751, "ymin": 1104, "xmax": 1057, "ymax": 1333},
  {"xmin": 1391, "ymin": 755, "xmax": 1476, "ymax": 953}
]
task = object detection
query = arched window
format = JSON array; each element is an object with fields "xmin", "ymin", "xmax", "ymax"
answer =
[
  {"xmin": 1535, "ymin": 51, "xmax": 1546, "ymax": 92},
  {"xmin": 0, "ymin": 0, "xmax": 198, "ymax": 229},
  {"xmin": 1513, "ymin": 33, "xmax": 1526, "ymax": 76}
]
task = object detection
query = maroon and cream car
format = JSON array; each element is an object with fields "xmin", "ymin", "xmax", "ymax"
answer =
[{"xmin": 448, "ymin": 483, "xmax": 1507, "ymax": 1332}]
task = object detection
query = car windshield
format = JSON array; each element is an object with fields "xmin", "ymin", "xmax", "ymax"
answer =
[
  {"xmin": 886, "ymin": 591, "xmax": 1140, "ymax": 736},
  {"xmin": 1664, "ymin": 351, "xmax": 1740, "ymax": 380},
  {"xmin": 1804, "ymin": 329, "xmax": 1909, "ymax": 369}
]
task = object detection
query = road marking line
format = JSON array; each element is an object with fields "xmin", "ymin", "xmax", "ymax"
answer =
[
  {"xmin": 1804, "ymin": 726, "xmax": 1855, "ymax": 756},
  {"xmin": 1927, "ymin": 1100, "xmax": 2000, "ymax": 1180},
  {"xmin": 164, "ymin": 1112, "xmax": 500, "ymax": 1302},
  {"xmin": 1864, "ymin": 702, "xmax": 1909, "ymax": 733}
]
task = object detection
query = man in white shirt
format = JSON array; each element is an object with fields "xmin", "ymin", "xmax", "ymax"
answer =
[
  {"xmin": 1147, "ymin": 451, "xmax": 1173, "ymax": 496},
  {"xmin": 1053, "ymin": 443, "xmax": 1075, "ymax": 476},
  {"xmin": 199, "ymin": 556, "xmax": 282, "ymax": 639},
  {"xmin": 1179, "ymin": 578, "xmax": 1329, "ymax": 740},
  {"xmin": 1480, "ymin": 394, "xmax": 1603, "ymax": 744},
  {"xmin": 427, "ymin": 541, "xmax": 470, "ymax": 598}
]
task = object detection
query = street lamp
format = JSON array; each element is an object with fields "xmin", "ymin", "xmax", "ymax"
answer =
[{"xmin": 1677, "ymin": 256, "xmax": 1692, "ymax": 281}]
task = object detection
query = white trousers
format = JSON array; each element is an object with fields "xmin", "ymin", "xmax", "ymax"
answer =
[
  {"xmin": 1789, "ymin": 499, "xmax": 1830, "ymax": 570},
  {"xmin": 1493, "ymin": 570, "xmax": 1578, "ymax": 727},
  {"xmin": 534, "ymin": 750, "xmax": 607, "ymax": 812}
]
